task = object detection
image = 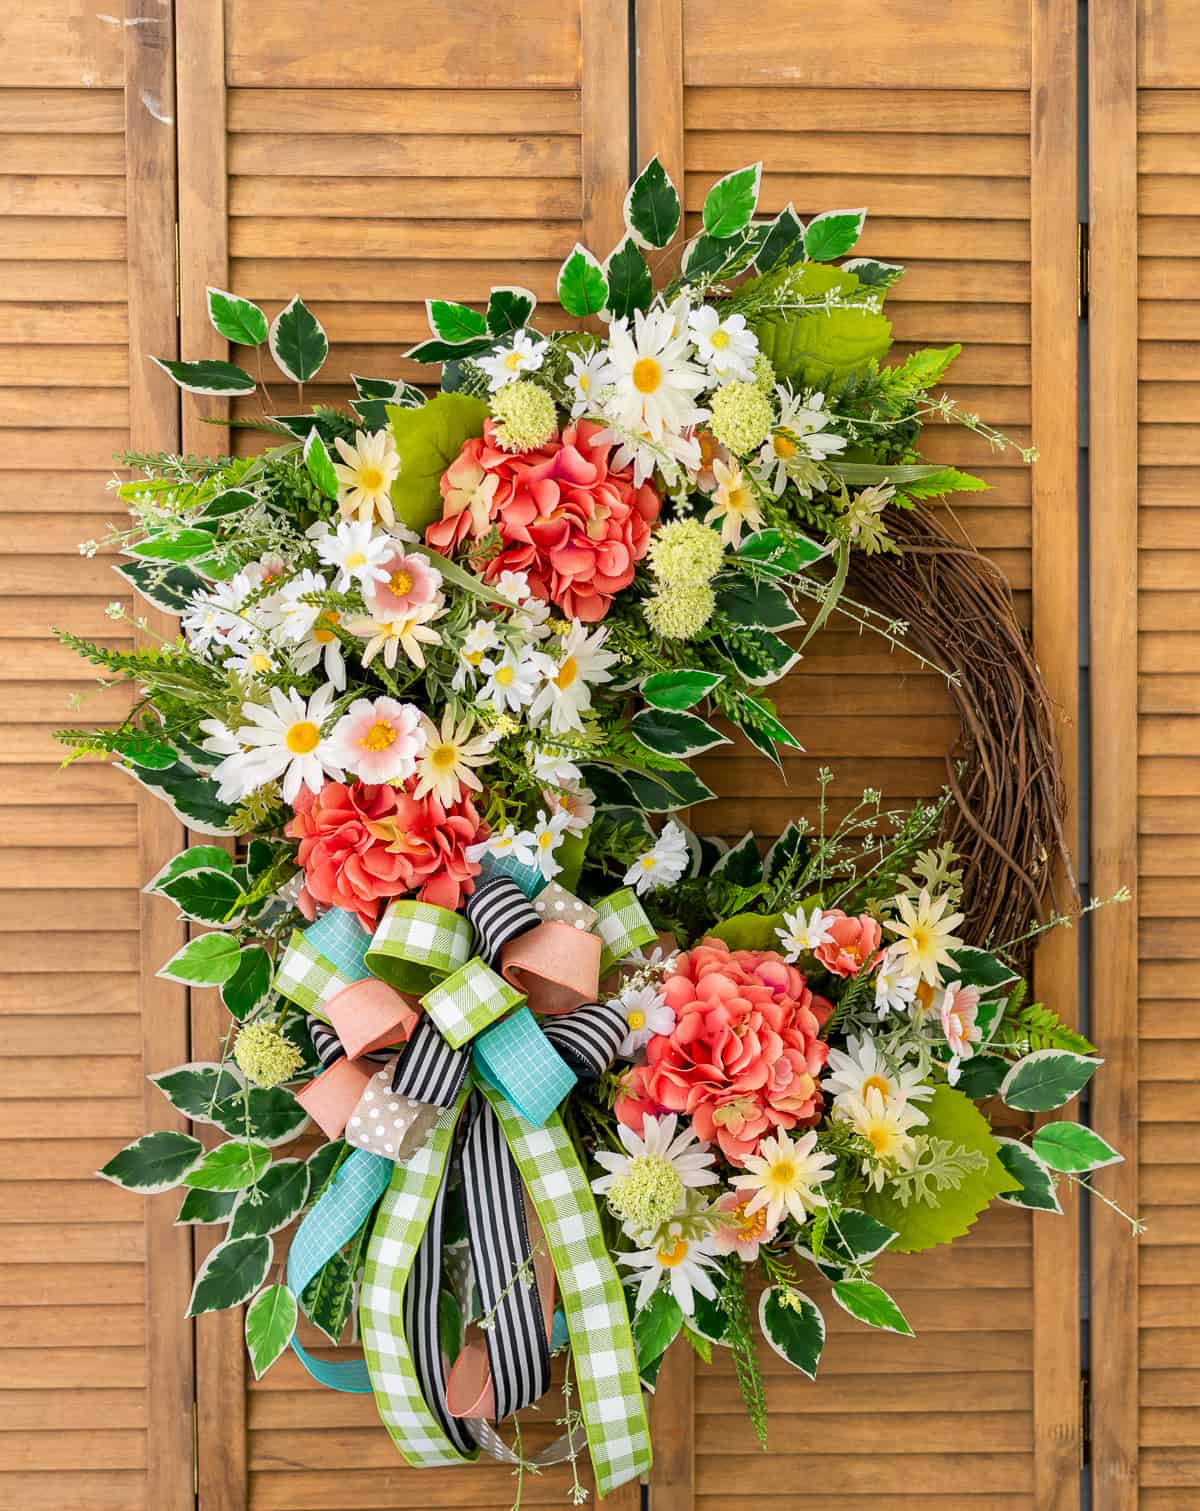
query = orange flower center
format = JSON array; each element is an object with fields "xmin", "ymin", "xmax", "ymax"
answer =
[
  {"xmin": 862, "ymin": 1074, "xmax": 891, "ymax": 1100},
  {"xmin": 389, "ymin": 568, "xmax": 414, "ymax": 596},
  {"xmin": 553, "ymin": 656, "xmax": 579, "ymax": 690},
  {"xmin": 359, "ymin": 719, "xmax": 397, "ymax": 753},
  {"xmin": 655, "ymin": 1238, "xmax": 689, "ymax": 1267},
  {"xmin": 313, "ymin": 609, "xmax": 339, "ymax": 644},
  {"xmin": 773, "ymin": 432, "xmax": 797, "ymax": 459},
  {"xmin": 632, "ymin": 357, "xmax": 662, "ymax": 394},
  {"xmin": 285, "ymin": 721, "xmax": 320, "ymax": 755}
]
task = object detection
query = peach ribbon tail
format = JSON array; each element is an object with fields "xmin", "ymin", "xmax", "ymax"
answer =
[{"xmin": 499, "ymin": 919, "xmax": 602, "ymax": 1016}]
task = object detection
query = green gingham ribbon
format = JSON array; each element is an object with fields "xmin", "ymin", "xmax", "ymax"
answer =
[
  {"xmin": 276, "ymin": 906, "xmax": 374, "ymax": 1019},
  {"xmin": 367, "ymin": 899, "xmax": 475, "ymax": 995},
  {"xmin": 594, "ymin": 887, "xmax": 658, "ymax": 975},
  {"xmin": 421, "ymin": 956, "xmax": 525, "ymax": 1049}
]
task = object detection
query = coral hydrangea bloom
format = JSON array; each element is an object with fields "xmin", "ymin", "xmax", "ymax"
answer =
[
  {"xmin": 427, "ymin": 419, "xmax": 661, "ymax": 622},
  {"xmin": 615, "ymin": 938, "xmax": 832, "ymax": 1165},
  {"xmin": 812, "ymin": 909, "xmax": 883, "ymax": 979},
  {"xmin": 286, "ymin": 778, "xmax": 485, "ymax": 928}
]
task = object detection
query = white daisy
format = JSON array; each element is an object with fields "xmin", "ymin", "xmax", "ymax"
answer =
[
  {"xmin": 598, "ymin": 306, "xmax": 709, "ymax": 442},
  {"xmin": 181, "ymin": 571, "xmax": 258, "ymax": 652},
  {"xmin": 733, "ymin": 1130, "xmax": 837, "ymax": 1228},
  {"xmin": 314, "ymin": 518, "xmax": 399, "ymax": 592},
  {"xmin": 332, "ymin": 429, "xmax": 401, "ymax": 526},
  {"xmin": 465, "ymin": 823, "xmax": 538, "ymax": 870},
  {"xmin": 624, "ymin": 821, "xmax": 690, "ymax": 895},
  {"xmin": 564, "ymin": 347, "xmax": 609, "ymax": 417},
  {"xmin": 476, "ymin": 329, "xmax": 546, "ymax": 392},
  {"xmin": 776, "ymin": 906, "xmax": 836, "ymax": 961},
  {"xmin": 874, "ymin": 948, "xmax": 920, "ymax": 1019},
  {"xmin": 224, "ymin": 639, "xmax": 279, "ymax": 681},
  {"xmin": 451, "ymin": 619, "xmax": 501, "ymax": 691},
  {"xmin": 492, "ymin": 569, "xmax": 532, "ymax": 603},
  {"xmin": 822, "ymin": 1036, "xmax": 934, "ymax": 1110},
  {"xmin": 594, "ymin": 421, "xmax": 704, "ymax": 489},
  {"xmin": 836, "ymin": 1087, "xmax": 928, "ymax": 1190},
  {"xmin": 593, "ymin": 1113, "xmax": 718, "ymax": 1240},
  {"xmin": 345, "ymin": 599, "xmax": 444, "ymax": 671},
  {"xmin": 612, "ymin": 983, "xmax": 675, "ymax": 1058},
  {"xmin": 529, "ymin": 622, "xmax": 618, "ymax": 735},
  {"xmin": 289, "ymin": 607, "xmax": 347, "ymax": 692},
  {"xmin": 620, "ymin": 1226, "xmax": 722, "ymax": 1317},
  {"xmin": 273, "ymin": 569, "xmax": 328, "ymax": 642},
  {"xmin": 687, "ymin": 306, "xmax": 759, "ymax": 382},
  {"xmin": 213, "ymin": 684, "xmax": 342, "ymax": 805},
  {"xmin": 529, "ymin": 808, "xmax": 573, "ymax": 881},
  {"xmin": 529, "ymin": 748, "xmax": 584, "ymax": 788},
  {"xmin": 478, "ymin": 645, "xmax": 541, "ymax": 714},
  {"xmin": 755, "ymin": 387, "xmax": 847, "ymax": 498}
]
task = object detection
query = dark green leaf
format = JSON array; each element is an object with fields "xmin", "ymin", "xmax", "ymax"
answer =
[
  {"xmin": 150, "ymin": 1062, "xmax": 243, "ymax": 1123},
  {"xmin": 624, "ymin": 765, "xmax": 717, "ymax": 812},
  {"xmin": 764, "ymin": 821, "xmax": 808, "ymax": 882},
  {"xmin": 269, "ymin": 296, "xmax": 328, "ymax": 383},
  {"xmin": 954, "ymin": 1053, "xmax": 1009, "ymax": 1100},
  {"xmin": 633, "ymin": 1288, "xmax": 683, "ymax": 1370},
  {"xmin": 485, "ymin": 286, "xmax": 537, "ymax": 336},
  {"xmin": 712, "ymin": 832, "xmax": 763, "ymax": 887},
  {"xmin": 118, "ymin": 760, "xmax": 239, "ymax": 837},
  {"xmin": 758, "ymin": 1287, "xmax": 824, "ymax": 1378},
  {"xmin": 151, "ymin": 356, "xmax": 256, "ymax": 396},
  {"xmin": 624, "ymin": 156, "xmax": 681, "ymax": 249},
  {"xmin": 305, "ymin": 1139, "xmax": 348, "ymax": 1203},
  {"xmin": 212, "ymin": 1088, "xmax": 309, "ymax": 1147},
  {"xmin": 113, "ymin": 559, "xmax": 205, "ymax": 615},
  {"xmin": 721, "ymin": 626, "xmax": 800, "ymax": 687},
  {"xmin": 579, "ymin": 764, "xmax": 641, "ymax": 811},
  {"xmin": 402, "ymin": 335, "xmax": 494, "ymax": 364},
  {"xmin": 996, "ymin": 1138, "xmax": 1062, "ymax": 1212},
  {"xmin": 159, "ymin": 866, "xmax": 244, "ymax": 926},
  {"xmin": 230, "ymin": 1159, "xmax": 310, "ymax": 1237},
  {"xmin": 221, "ymin": 945, "xmax": 274, "ymax": 1021},
  {"xmin": 715, "ymin": 576, "xmax": 802, "ymax": 631},
  {"xmin": 823, "ymin": 1209, "xmax": 897, "ymax": 1264},
  {"xmin": 631, "ymin": 707, "xmax": 729, "ymax": 759},
  {"xmin": 1000, "ymin": 1051, "xmax": 1103, "ymax": 1112},
  {"xmin": 99, "ymin": 1131, "xmax": 203, "ymax": 1193},
  {"xmin": 177, "ymin": 1187, "xmax": 239, "ymax": 1226},
  {"xmin": 604, "ymin": 238, "xmax": 653, "ymax": 320},
  {"xmin": 188, "ymin": 1235, "xmax": 272, "ymax": 1316},
  {"xmin": 755, "ymin": 204, "xmax": 806, "ymax": 272}
]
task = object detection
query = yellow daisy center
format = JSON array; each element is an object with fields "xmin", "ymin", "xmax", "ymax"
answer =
[
  {"xmin": 773, "ymin": 432, "xmax": 797, "ymax": 459},
  {"xmin": 538, "ymin": 830, "xmax": 556, "ymax": 850},
  {"xmin": 909, "ymin": 925, "xmax": 932, "ymax": 955},
  {"xmin": 357, "ymin": 465, "xmax": 385, "ymax": 492},
  {"xmin": 359, "ymin": 719, "xmax": 397, "ymax": 753},
  {"xmin": 344, "ymin": 550, "xmax": 366, "ymax": 569},
  {"xmin": 728, "ymin": 483, "xmax": 754, "ymax": 515},
  {"xmin": 632, "ymin": 357, "xmax": 662, "ymax": 394},
  {"xmin": 429, "ymin": 741, "xmax": 459, "ymax": 771},
  {"xmin": 313, "ymin": 610, "xmax": 339, "ymax": 644},
  {"xmin": 656, "ymin": 1238, "xmax": 689, "ymax": 1267},
  {"xmin": 867, "ymin": 1125, "xmax": 894, "ymax": 1157},
  {"xmin": 553, "ymin": 656, "xmax": 579, "ymax": 690},
  {"xmin": 770, "ymin": 1159, "xmax": 797, "ymax": 1186},
  {"xmin": 495, "ymin": 664, "xmax": 515, "ymax": 686},
  {"xmin": 710, "ymin": 329, "xmax": 730, "ymax": 349},
  {"xmin": 640, "ymin": 855, "xmax": 656, "ymax": 870},
  {"xmin": 388, "ymin": 569, "xmax": 414, "ymax": 596},
  {"xmin": 862, "ymin": 1074, "xmax": 891, "ymax": 1100},
  {"xmin": 627, "ymin": 1009, "xmax": 646, "ymax": 1031},
  {"xmin": 286, "ymin": 721, "xmax": 320, "ymax": 755},
  {"xmin": 579, "ymin": 373, "xmax": 591, "ymax": 392},
  {"xmin": 505, "ymin": 351, "xmax": 524, "ymax": 371},
  {"xmin": 249, "ymin": 652, "xmax": 272, "ymax": 673}
]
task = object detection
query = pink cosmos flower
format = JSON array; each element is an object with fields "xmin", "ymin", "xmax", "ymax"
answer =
[
  {"xmin": 366, "ymin": 548, "xmax": 443, "ymax": 619},
  {"xmin": 427, "ymin": 419, "xmax": 661, "ymax": 622},
  {"xmin": 813, "ymin": 909, "xmax": 883, "ymax": 979},
  {"xmin": 615, "ymin": 938, "xmax": 832, "ymax": 1166},
  {"xmin": 327, "ymin": 696, "xmax": 425, "ymax": 785},
  {"xmin": 940, "ymin": 980, "xmax": 982, "ymax": 1068},
  {"xmin": 710, "ymin": 1190, "xmax": 780, "ymax": 1261}
]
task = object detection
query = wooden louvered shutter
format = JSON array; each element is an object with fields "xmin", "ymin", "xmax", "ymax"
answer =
[
  {"xmin": 636, "ymin": 3, "xmax": 1084, "ymax": 1508},
  {"xmin": 172, "ymin": 5, "xmax": 637, "ymax": 1507},
  {"xmin": 1090, "ymin": 4, "xmax": 1200, "ymax": 1508},
  {"xmin": 0, "ymin": 5, "xmax": 193, "ymax": 1511}
]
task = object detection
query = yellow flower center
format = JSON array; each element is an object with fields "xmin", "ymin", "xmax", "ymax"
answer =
[
  {"xmin": 771, "ymin": 1159, "xmax": 797, "ymax": 1186},
  {"xmin": 627, "ymin": 1009, "xmax": 646, "ymax": 1031},
  {"xmin": 429, "ymin": 741, "xmax": 458, "ymax": 771},
  {"xmin": 344, "ymin": 550, "xmax": 366, "ymax": 569},
  {"xmin": 249, "ymin": 652, "xmax": 272, "ymax": 673},
  {"xmin": 465, "ymin": 650, "xmax": 484, "ymax": 666},
  {"xmin": 867, "ymin": 1125, "xmax": 893, "ymax": 1156},
  {"xmin": 710, "ymin": 329, "xmax": 730, "ymax": 349},
  {"xmin": 357, "ymin": 465, "xmax": 385, "ymax": 492},
  {"xmin": 909, "ymin": 925, "xmax": 932, "ymax": 955},
  {"xmin": 731, "ymin": 1200, "xmax": 767, "ymax": 1239},
  {"xmin": 286, "ymin": 721, "xmax": 320, "ymax": 755},
  {"xmin": 632, "ymin": 357, "xmax": 662, "ymax": 394},
  {"xmin": 553, "ymin": 656, "xmax": 579, "ymax": 690},
  {"xmin": 862, "ymin": 1074, "xmax": 891, "ymax": 1100},
  {"xmin": 579, "ymin": 373, "xmax": 591, "ymax": 392},
  {"xmin": 773, "ymin": 432, "xmax": 797, "ymax": 459},
  {"xmin": 505, "ymin": 351, "xmax": 524, "ymax": 371},
  {"xmin": 313, "ymin": 609, "xmax": 339, "ymax": 644},
  {"xmin": 388, "ymin": 569, "xmax": 414, "ymax": 596},
  {"xmin": 640, "ymin": 855, "xmax": 656, "ymax": 870},
  {"xmin": 728, "ymin": 483, "xmax": 754, "ymax": 515},
  {"xmin": 495, "ymin": 664, "xmax": 515, "ymax": 686},
  {"xmin": 359, "ymin": 719, "xmax": 397, "ymax": 753},
  {"xmin": 538, "ymin": 830, "xmax": 555, "ymax": 850},
  {"xmin": 656, "ymin": 1238, "xmax": 689, "ymax": 1267}
]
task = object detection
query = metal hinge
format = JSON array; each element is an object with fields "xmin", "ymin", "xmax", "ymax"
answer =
[
  {"xmin": 1077, "ymin": 222, "xmax": 1089, "ymax": 320},
  {"xmin": 192, "ymin": 1398, "xmax": 200, "ymax": 1501},
  {"xmin": 1080, "ymin": 1369, "xmax": 1091, "ymax": 1468}
]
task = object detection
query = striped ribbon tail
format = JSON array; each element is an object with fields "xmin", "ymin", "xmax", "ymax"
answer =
[
  {"xmin": 461, "ymin": 1097, "xmax": 551, "ymax": 1419},
  {"xmin": 465, "ymin": 875, "xmax": 540, "ymax": 966},
  {"xmin": 541, "ymin": 1000, "xmax": 626, "ymax": 1080},
  {"xmin": 405, "ymin": 1164, "xmax": 476, "ymax": 1454},
  {"xmin": 391, "ymin": 1014, "xmax": 471, "ymax": 1107}
]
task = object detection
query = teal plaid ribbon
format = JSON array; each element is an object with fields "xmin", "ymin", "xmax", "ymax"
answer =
[
  {"xmin": 276, "ymin": 907, "xmax": 374, "ymax": 1019},
  {"xmin": 474, "ymin": 1005, "xmax": 577, "ymax": 1125}
]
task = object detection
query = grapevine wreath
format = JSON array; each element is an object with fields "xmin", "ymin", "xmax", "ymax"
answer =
[{"xmin": 62, "ymin": 161, "xmax": 1130, "ymax": 1498}]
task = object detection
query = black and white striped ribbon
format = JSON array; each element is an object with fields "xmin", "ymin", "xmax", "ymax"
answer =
[
  {"xmin": 464, "ymin": 876, "xmax": 539, "ymax": 967},
  {"xmin": 405, "ymin": 1160, "xmax": 477, "ymax": 1454},
  {"xmin": 390, "ymin": 1014, "xmax": 470, "ymax": 1109},
  {"xmin": 542, "ymin": 1000, "xmax": 627, "ymax": 1081},
  {"xmin": 305, "ymin": 1014, "xmax": 394, "ymax": 1070},
  {"xmin": 460, "ymin": 1096, "xmax": 551, "ymax": 1420}
]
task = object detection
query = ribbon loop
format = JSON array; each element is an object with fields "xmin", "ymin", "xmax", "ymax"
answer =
[
  {"xmin": 367, "ymin": 899, "xmax": 474, "ymax": 995},
  {"xmin": 421, "ymin": 956, "xmax": 525, "ymax": 1048},
  {"xmin": 594, "ymin": 887, "xmax": 657, "ymax": 976}
]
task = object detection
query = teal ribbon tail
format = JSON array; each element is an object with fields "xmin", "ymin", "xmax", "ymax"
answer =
[{"xmin": 287, "ymin": 1147, "xmax": 393, "ymax": 1392}]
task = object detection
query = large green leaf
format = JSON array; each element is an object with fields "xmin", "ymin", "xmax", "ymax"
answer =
[
  {"xmin": 129, "ymin": 528, "xmax": 218, "ymax": 565},
  {"xmin": 604, "ymin": 238, "xmax": 653, "ymax": 320},
  {"xmin": 230, "ymin": 1159, "xmax": 310, "ymax": 1238},
  {"xmin": 151, "ymin": 357, "xmax": 256, "ymax": 396},
  {"xmin": 995, "ymin": 1138, "xmax": 1062, "ymax": 1213},
  {"xmin": 118, "ymin": 760, "xmax": 239, "ymax": 837},
  {"xmin": 557, "ymin": 244, "xmax": 608, "ymax": 318},
  {"xmin": 1032, "ymin": 1121, "xmax": 1123, "ymax": 1174},
  {"xmin": 114, "ymin": 559, "xmax": 206, "ymax": 615},
  {"xmin": 751, "ymin": 264, "xmax": 892, "ymax": 390},
  {"xmin": 206, "ymin": 287, "xmax": 268, "ymax": 346},
  {"xmin": 386, "ymin": 393, "xmax": 489, "ymax": 533},
  {"xmin": 220, "ymin": 945, "xmax": 274, "ymax": 1021},
  {"xmin": 146, "ymin": 845, "xmax": 234, "ymax": 893},
  {"xmin": 425, "ymin": 299, "xmax": 488, "ymax": 345},
  {"xmin": 212, "ymin": 1088, "xmax": 309, "ymax": 1147},
  {"xmin": 803, "ymin": 209, "xmax": 867, "ymax": 262},
  {"xmin": 159, "ymin": 866, "xmax": 244, "ymax": 927},
  {"xmin": 1000, "ymin": 1050, "xmax": 1103, "ymax": 1112},
  {"xmin": 99, "ymin": 1131, "xmax": 203, "ymax": 1194},
  {"xmin": 158, "ymin": 932, "xmax": 242, "ymax": 987},
  {"xmin": 624, "ymin": 156, "xmax": 681, "ymax": 249},
  {"xmin": 631, "ymin": 707, "xmax": 729, "ymax": 759},
  {"xmin": 758, "ymin": 1287, "xmax": 824, "ymax": 1379},
  {"xmin": 183, "ymin": 1140, "xmax": 272, "ymax": 1192},
  {"xmin": 831, "ymin": 1278, "xmax": 913, "ymax": 1335},
  {"xmin": 633, "ymin": 1288, "xmax": 683, "ymax": 1370},
  {"xmin": 715, "ymin": 577, "xmax": 802, "ymax": 631},
  {"xmin": 269, "ymin": 296, "xmax": 328, "ymax": 383},
  {"xmin": 176, "ymin": 1187, "xmax": 239, "ymax": 1226},
  {"xmin": 624, "ymin": 765, "xmax": 717, "ymax": 812},
  {"xmin": 188, "ymin": 1235, "xmax": 272, "ymax": 1317},
  {"xmin": 711, "ymin": 832, "xmax": 763, "ymax": 887},
  {"xmin": 150, "ymin": 1062, "xmax": 243, "ymax": 1123},
  {"xmin": 708, "ymin": 911, "xmax": 784, "ymax": 952},
  {"xmin": 860, "ymin": 1085, "xmax": 1019, "ymax": 1253},
  {"xmin": 640, "ymin": 669, "xmax": 723, "ymax": 712},
  {"xmin": 486, "ymin": 286, "xmax": 537, "ymax": 336},
  {"xmin": 702, "ymin": 163, "xmax": 762, "ymax": 238},
  {"xmin": 245, "ymin": 1283, "xmax": 297, "ymax": 1378}
]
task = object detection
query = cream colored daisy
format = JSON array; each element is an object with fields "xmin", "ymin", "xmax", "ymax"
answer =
[
  {"xmin": 733, "ymin": 1130, "xmax": 836, "ymax": 1228},
  {"xmin": 332, "ymin": 429, "xmax": 401, "ymax": 526},
  {"xmin": 836, "ymin": 1086, "xmax": 928, "ymax": 1190},
  {"xmin": 705, "ymin": 458, "xmax": 764, "ymax": 548},
  {"xmin": 345, "ymin": 598, "xmax": 444, "ymax": 671},
  {"xmin": 412, "ymin": 709, "xmax": 495, "ymax": 805},
  {"xmin": 885, "ymin": 887, "xmax": 966, "ymax": 986}
]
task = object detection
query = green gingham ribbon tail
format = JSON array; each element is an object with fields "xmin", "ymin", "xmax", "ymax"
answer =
[
  {"xmin": 594, "ymin": 887, "xmax": 657, "ymax": 976},
  {"xmin": 478, "ymin": 1082, "xmax": 653, "ymax": 1496}
]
